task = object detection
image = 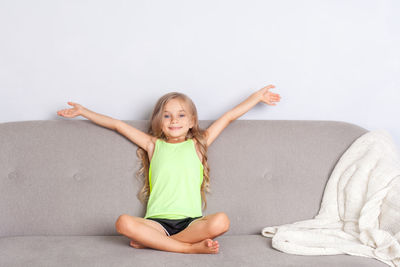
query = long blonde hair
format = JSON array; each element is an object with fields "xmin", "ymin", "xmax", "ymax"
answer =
[{"xmin": 135, "ymin": 92, "xmax": 211, "ymax": 212}]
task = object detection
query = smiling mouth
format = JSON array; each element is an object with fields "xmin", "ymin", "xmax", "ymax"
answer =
[{"xmin": 169, "ymin": 127, "xmax": 182, "ymax": 130}]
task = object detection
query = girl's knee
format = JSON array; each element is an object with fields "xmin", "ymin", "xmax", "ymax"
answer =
[
  {"xmin": 218, "ymin": 212, "xmax": 230, "ymax": 232},
  {"xmin": 115, "ymin": 214, "xmax": 137, "ymax": 234},
  {"xmin": 209, "ymin": 212, "xmax": 230, "ymax": 235}
]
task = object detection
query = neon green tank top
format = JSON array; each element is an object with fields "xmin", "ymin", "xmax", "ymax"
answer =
[{"xmin": 144, "ymin": 138, "xmax": 204, "ymax": 220}]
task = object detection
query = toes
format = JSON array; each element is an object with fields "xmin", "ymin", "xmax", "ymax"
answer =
[
  {"xmin": 204, "ymin": 239, "xmax": 220, "ymax": 252},
  {"xmin": 130, "ymin": 240, "xmax": 145, "ymax": 249},
  {"xmin": 211, "ymin": 246, "xmax": 219, "ymax": 253}
]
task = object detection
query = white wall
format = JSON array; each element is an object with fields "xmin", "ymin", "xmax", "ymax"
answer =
[{"xmin": 1, "ymin": 0, "xmax": 399, "ymax": 148}]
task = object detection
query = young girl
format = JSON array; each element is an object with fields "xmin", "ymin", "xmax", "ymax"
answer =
[{"xmin": 56, "ymin": 85, "xmax": 281, "ymax": 254}]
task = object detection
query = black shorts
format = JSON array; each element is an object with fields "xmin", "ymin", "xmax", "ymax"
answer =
[{"xmin": 147, "ymin": 216, "xmax": 203, "ymax": 236}]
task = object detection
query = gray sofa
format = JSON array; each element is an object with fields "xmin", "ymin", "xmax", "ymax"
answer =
[{"xmin": 0, "ymin": 119, "xmax": 386, "ymax": 266}]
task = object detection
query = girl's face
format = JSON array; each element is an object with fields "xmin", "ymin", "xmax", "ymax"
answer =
[{"xmin": 161, "ymin": 98, "xmax": 194, "ymax": 142}]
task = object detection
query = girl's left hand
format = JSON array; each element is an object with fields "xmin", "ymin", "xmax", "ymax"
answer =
[{"xmin": 257, "ymin": 85, "xmax": 281, "ymax": 106}]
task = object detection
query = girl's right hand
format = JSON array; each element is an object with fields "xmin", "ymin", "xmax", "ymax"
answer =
[{"xmin": 57, "ymin": 102, "xmax": 85, "ymax": 118}]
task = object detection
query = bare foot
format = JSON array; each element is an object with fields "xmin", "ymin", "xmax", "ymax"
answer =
[
  {"xmin": 187, "ymin": 239, "xmax": 219, "ymax": 254},
  {"xmin": 130, "ymin": 240, "xmax": 147, "ymax": 249}
]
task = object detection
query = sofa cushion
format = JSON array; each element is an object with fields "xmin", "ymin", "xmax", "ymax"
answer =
[{"xmin": 0, "ymin": 235, "xmax": 384, "ymax": 266}]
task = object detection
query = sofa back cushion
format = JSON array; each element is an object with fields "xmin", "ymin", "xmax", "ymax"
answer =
[{"xmin": 0, "ymin": 120, "xmax": 367, "ymax": 236}]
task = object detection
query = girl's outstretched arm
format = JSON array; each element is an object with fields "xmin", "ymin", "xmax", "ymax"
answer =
[
  {"xmin": 57, "ymin": 102, "xmax": 119, "ymax": 130},
  {"xmin": 57, "ymin": 102, "xmax": 154, "ymax": 151},
  {"xmin": 228, "ymin": 84, "xmax": 281, "ymax": 122},
  {"xmin": 205, "ymin": 85, "xmax": 281, "ymax": 147}
]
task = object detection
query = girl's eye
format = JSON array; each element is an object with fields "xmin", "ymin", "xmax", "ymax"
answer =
[{"xmin": 164, "ymin": 115, "xmax": 185, "ymax": 118}]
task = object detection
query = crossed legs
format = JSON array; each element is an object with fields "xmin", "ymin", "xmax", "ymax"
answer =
[
  {"xmin": 169, "ymin": 212, "xmax": 230, "ymax": 243},
  {"xmin": 115, "ymin": 212, "xmax": 230, "ymax": 254}
]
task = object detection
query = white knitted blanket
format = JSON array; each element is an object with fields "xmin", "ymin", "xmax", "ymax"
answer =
[{"xmin": 261, "ymin": 130, "xmax": 400, "ymax": 267}]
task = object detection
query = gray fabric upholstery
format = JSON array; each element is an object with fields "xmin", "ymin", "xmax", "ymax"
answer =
[
  {"xmin": 0, "ymin": 235, "xmax": 385, "ymax": 267},
  {"xmin": 0, "ymin": 120, "xmax": 386, "ymax": 266}
]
